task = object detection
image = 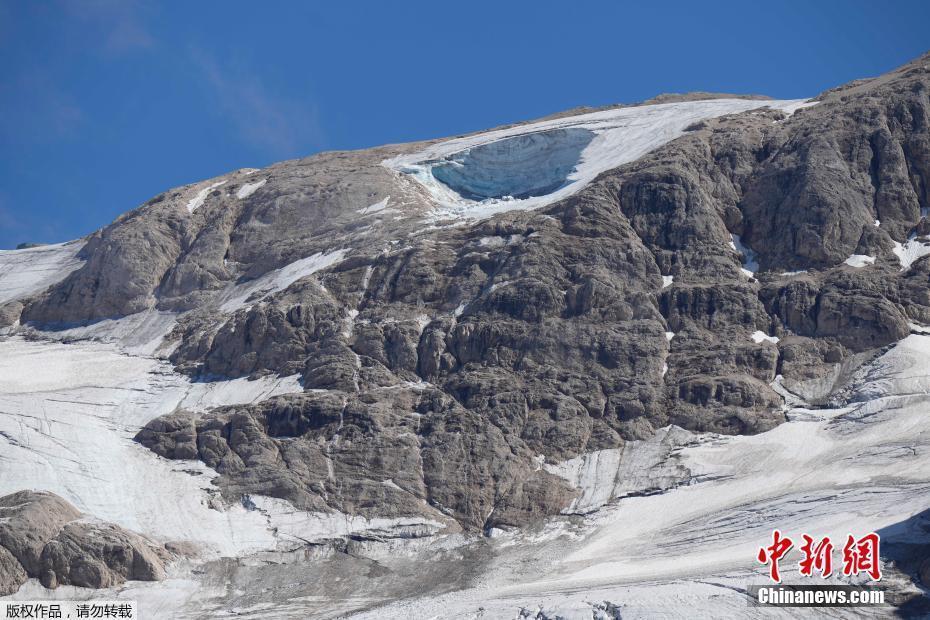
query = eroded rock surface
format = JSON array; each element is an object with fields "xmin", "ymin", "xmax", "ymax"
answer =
[{"xmin": 0, "ymin": 491, "xmax": 167, "ymax": 594}]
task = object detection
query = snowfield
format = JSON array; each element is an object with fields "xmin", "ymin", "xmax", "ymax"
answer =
[
  {"xmin": 384, "ymin": 98, "xmax": 815, "ymax": 222},
  {"xmin": 3, "ymin": 330, "xmax": 927, "ymax": 618},
  {"xmin": 0, "ymin": 337, "xmax": 288, "ymax": 556},
  {"xmin": 845, "ymin": 254, "xmax": 877, "ymax": 268},
  {"xmin": 0, "ymin": 336, "xmax": 441, "ymax": 563},
  {"xmin": 0, "ymin": 241, "xmax": 85, "ymax": 304}
]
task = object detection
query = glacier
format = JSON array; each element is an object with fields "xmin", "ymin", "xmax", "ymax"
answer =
[
  {"xmin": 0, "ymin": 241, "xmax": 85, "ymax": 305},
  {"xmin": 385, "ymin": 97, "xmax": 815, "ymax": 222}
]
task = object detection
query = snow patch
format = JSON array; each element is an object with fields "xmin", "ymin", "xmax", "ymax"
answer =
[
  {"xmin": 778, "ymin": 99, "xmax": 820, "ymax": 114},
  {"xmin": 16, "ymin": 309, "xmax": 178, "ymax": 357},
  {"xmin": 246, "ymin": 496, "xmax": 445, "ymax": 545},
  {"xmin": 729, "ymin": 233, "xmax": 759, "ymax": 277},
  {"xmin": 751, "ymin": 330, "xmax": 779, "ymax": 344},
  {"xmin": 543, "ymin": 427, "xmax": 694, "ymax": 513},
  {"xmin": 844, "ymin": 254, "xmax": 876, "ymax": 268},
  {"xmin": 219, "ymin": 249, "xmax": 348, "ymax": 312},
  {"xmin": 892, "ymin": 235, "xmax": 930, "ymax": 270},
  {"xmin": 661, "ymin": 275, "xmax": 674, "ymax": 289},
  {"xmin": 414, "ymin": 313, "xmax": 431, "ymax": 331},
  {"xmin": 357, "ymin": 196, "xmax": 391, "ymax": 215},
  {"xmin": 487, "ymin": 280, "xmax": 510, "ymax": 293},
  {"xmin": 187, "ymin": 180, "xmax": 227, "ymax": 213},
  {"xmin": 236, "ymin": 178, "xmax": 266, "ymax": 199},
  {"xmin": 178, "ymin": 374, "xmax": 302, "ymax": 412}
]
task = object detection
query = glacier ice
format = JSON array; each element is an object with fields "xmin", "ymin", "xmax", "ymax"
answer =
[
  {"xmin": 430, "ymin": 128, "xmax": 595, "ymax": 200},
  {"xmin": 384, "ymin": 97, "xmax": 814, "ymax": 222},
  {"xmin": 0, "ymin": 241, "xmax": 85, "ymax": 305}
]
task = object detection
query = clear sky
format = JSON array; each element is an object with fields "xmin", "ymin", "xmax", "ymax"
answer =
[{"xmin": 1, "ymin": 0, "xmax": 929, "ymax": 248}]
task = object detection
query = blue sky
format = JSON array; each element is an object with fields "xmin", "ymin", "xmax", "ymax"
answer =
[{"xmin": 1, "ymin": 0, "xmax": 929, "ymax": 248}]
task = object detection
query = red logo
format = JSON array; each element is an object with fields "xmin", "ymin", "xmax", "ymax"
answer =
[
  {"xmin": 799, "ymin": 534, "xmax": 834, "ymax": 578},
  {"xmin": 757, "ymin": 529, "xmax": 793, "ymax": 583},
  {"xmin": 757, "ymin": 531, "xmax": 881, "ymax": 583},
  {"xmin": 842, "ymin": 533, "xmax": 881, "ymax": 581}
]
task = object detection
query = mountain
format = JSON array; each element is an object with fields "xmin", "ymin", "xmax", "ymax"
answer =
[{"xmin": 1, "ymin": 53, "xmax": 929, "ymax": 618}]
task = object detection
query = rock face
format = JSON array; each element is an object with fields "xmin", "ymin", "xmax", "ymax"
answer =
[
  {"xmin": 10, "ymin": 54, "xmax": 930, "ymax": 534},
  {"xmin": 0, "ymin": 491, "xmax": 167, "ymax": 594}
]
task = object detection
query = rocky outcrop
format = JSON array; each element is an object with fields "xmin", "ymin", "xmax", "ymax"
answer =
[
  {"xmin": 0, "ymin": 491, "xmax": 168, "ymax": 594},
  {"xmin": 136, "ymin": 388, "xmax": 577, "ymax": 531},
  {"xmin": 0, "ymin": 301, "xmax": 23, "ymax": 328}
]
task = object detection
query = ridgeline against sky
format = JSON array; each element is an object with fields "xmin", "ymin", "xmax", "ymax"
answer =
[{"xmin": 1, "ymin": 0, "xmax": 929, "ymax": 248}]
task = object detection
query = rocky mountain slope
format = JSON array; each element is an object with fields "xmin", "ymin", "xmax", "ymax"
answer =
[
  {"xmin": 1, "ymin": 53, "xmax": 929, "ymax": 617},
  {"xmin": 0, "ymin": 491, "xmax": 168, "ymax": 595}
]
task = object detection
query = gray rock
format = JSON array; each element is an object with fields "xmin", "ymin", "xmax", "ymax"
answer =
[
  {"xmin": 38, "ymin": 522, "xmax": 166, "ymax": 589},
  {"xmin": 0, "ymin": 490, "xmax": 81, "ymax": 576},
  {"xmin": 0, "ymin": 545, "xmax": 27, "ymax": 596},
  {"xmin": 0, "ymin": 300, "xmax": 23, "ymax": 328},
  {"xmin": 0, "ymin": 491, "xmax": 168, "ymax": 592}
]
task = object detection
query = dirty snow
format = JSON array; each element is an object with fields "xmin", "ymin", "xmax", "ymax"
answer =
[
  {"xmin": 0, "ymin": 338, "xmax": 282, "ymax": 556},
  {"xmin": 219, "ymin": 249, "xmax": 348, "ymax": 312},
  {"xmin": 0, "ymin": 335, "xmax": 442, "ymax": 568},
  {"xmin": 236, "ymin": 178, "xmax": 266, "ymax": 199},
  {"xmin": 357, "ymin": 196, "xmax": 391, "ymax": 215},
  {"xmin": 14, "ymin": 309, "xmax": 179, "ymax": 356},
  {"xmin": 3, "ymin": 234, "xmax": 930, "ymax": 619}
]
